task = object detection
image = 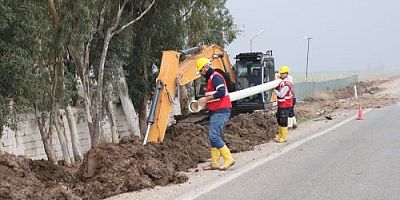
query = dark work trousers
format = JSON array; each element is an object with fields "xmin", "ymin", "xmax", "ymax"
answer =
[
  {"xmin": 288, "ymin": 97, "xmax": 296, "ymax": 118},
  {"xmin": 276, "ymin": 107, "xmax": 290, "ymax": 127}
]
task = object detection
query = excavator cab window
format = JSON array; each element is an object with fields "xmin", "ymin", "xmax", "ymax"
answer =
[
  {"xmin": 194, "ymin": 77, "xmax": 207, "ymax": 99},
  {"xmin": 250, "ymin": 68, "xmax": 261, "ymax": 85},
  {"xmin": 236, "ymin": 61, "xmax": 264, "ymax": 102},
  {"xmin": 233, "ymin": 51, "xmax": 276, "ymax": 112},
  {"xmin": 237, "ymin": 67, "xmax": 248, "ymax": 90}
]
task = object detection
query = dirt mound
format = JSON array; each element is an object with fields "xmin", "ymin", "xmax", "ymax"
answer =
[
  {"xmin": 0, "ymin": 152, "xmax": 79, "ymax": 200},
  {"xmin": 74, "ymin": 138, "xmax": 187, "ymax": 199},
  {"xmin": 73, "ymin": 111, "xmax": 277, "ymax": 199},
  {"xmin": 332, "ymin": 81, "xmax": 381, "ymax": 99},
  {"xmin": 224, "ymin": 111, "xmax": 277, "ymax": 152}
]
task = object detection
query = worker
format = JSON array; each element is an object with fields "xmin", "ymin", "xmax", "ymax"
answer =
[
  {"xmin": 287, "ymin": 75, "xmax": 297, "ymax": 129},
  {"xmin": 196, "ymin": 57, "xmax": 235, "ymax": 170},
  {"xmin": 273, "ymin": 65, "xmax": 294, "ymax": 143}
]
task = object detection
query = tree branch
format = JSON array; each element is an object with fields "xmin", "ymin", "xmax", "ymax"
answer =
[
  {"xmin": 47, "ymin": 0, "xmax": 60, "ymax": 25},
  {"xmin": 182, "ymin": 0, "xmax": 197, "ymax": 18},
  {"xmin": 114, "ymin": 0, "xmax": 155, "ymax": 35},
  {"xmin": 96, "ymin": 1, "xmax": 106, "ymax": 31}
]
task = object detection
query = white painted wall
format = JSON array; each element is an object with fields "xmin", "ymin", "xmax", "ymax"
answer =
[{"xmin": 0, "ymin": 106, "xmax": 131, "ymax": 160}]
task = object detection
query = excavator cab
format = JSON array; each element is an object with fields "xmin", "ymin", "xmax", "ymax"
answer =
[
  {"xmin": 234, "ymin": 50, "xmax": 275, "ymax": 112},
  {"xmin": 192, "ymin": 50, "xmax": 275, "ymax": 113}
]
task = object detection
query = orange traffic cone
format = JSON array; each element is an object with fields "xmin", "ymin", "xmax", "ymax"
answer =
[{"xmin": 357, "ymin": 103, "xmax": 364, "ymax": 120}]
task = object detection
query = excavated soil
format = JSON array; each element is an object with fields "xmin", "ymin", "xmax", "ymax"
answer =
[
  {"xmin": 224, "ymin": 111, "xmax": 277, "ymax": 152},
  {"xmin": 0, "ymin": 111, "xmax": 277, "ymax": 200},
  {"xmin": 1, "ymin": 78, "xmax": 399, "ymax": 200},
  {"xmin": 72, "ymin": 111, "xmax": 277, "ymax": 199},
  {"xmin": 0, "ymin": 152, "xmax": 79, "ymax": 200}
]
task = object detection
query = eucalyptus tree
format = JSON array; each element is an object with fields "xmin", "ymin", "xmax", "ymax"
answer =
[
  {"xmin": 1, "ymin": 0, "xmax": 102, "ymax": 165},
  {"xmin": 124, "ymin": 0, "xmax": 238, "ymax": 134},
  {"xmin": 126, "ymin": 0, "xmax": 185, "ymax": 134},
  {"xmin": 183, "ymin": 0, "xmax": 237, "ymax": 47},
  {"xmin": 0, "ymin": 0, "xmax": 36, "ymax": 138},
  {"xmin": 80, "ymin": 0, "xmax": 155, "ymax": 146},
  {"xmin": 0, "ymin": 0, "xmax": 61, "ymax": 163}
]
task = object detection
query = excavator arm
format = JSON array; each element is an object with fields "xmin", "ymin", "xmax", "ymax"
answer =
[{"xmin": 143, "ymin": 44, "xmax": 235, "ymax": 144}]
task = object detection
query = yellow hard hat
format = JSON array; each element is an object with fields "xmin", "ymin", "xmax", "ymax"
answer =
[
  {"xmin": 196, "ymin": 57, "xmax": 211, "ymax": 71},
  {"xmin": 279, "ymin": 65, "xmax": 290, "ymax": 74}
]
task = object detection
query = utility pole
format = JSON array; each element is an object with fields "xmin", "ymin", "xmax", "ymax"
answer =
[
  {"xmin": 250, "ymin": 29, "xmax": 264, "ymax": 52},
  {"xmin": 305, "ymin": 36, "xmax": 312, "ymax": 82}
]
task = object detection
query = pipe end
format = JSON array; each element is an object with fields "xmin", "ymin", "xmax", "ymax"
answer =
[{"xmin": 189, "ymin": 101, "xmax": 203, "ymax": 113}]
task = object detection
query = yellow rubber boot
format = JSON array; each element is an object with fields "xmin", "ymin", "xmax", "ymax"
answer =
[
  {"xmin": 203, "ymin": 148, "xmax": 221, "ymax": 170},
  {"xmin": 219, "ymin": 145, "xmax": 235, "ymax": 170},
  {"xmin": 277, "ymin": 126, "xmax": 288, "ymax": 143},
  {"xmin": 274, "ymin": 125, "xmax": 281, "ymax": 141}
]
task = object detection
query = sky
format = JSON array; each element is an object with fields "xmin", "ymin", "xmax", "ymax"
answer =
[{"xmin": 225, "ymin": 0, "xmax": 400, "ymax": 75}]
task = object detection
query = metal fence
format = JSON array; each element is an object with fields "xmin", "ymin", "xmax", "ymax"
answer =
[{"xmin": 294, "ymin": 75, "xmax": 358, "ymax": 101}]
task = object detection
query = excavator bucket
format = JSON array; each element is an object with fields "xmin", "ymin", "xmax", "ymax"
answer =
[{"xmin": 146, "ymin": 51, "xmax": 180, "ymax": 143}]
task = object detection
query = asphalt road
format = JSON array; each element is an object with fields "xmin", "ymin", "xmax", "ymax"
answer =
[{"xmin": 196, "ymin": 104, "xmax": 400, "ymax": 200}]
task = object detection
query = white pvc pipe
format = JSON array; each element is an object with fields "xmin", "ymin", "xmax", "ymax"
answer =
[
  {"xmin": 229, "ymin": 79, "xmax": 281, "ymax": 101},
  {"xmin": 189, "ymin": 79, "xmax": 281, "ymax": 112}
]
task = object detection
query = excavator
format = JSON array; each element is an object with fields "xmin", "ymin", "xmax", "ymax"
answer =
[{"xmin": 143, "ymin": 44, "xmax": 279, "ymax": 145}]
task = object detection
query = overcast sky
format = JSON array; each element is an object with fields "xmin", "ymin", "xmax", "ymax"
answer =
[{"xmin": 225, "ymin": 0, "xmax": 400, "ymax": 75}]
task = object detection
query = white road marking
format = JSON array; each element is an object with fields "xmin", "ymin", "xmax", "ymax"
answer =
[{"xmin": 176, "ymin": 108, "xmax": 373, "ymax": 200}]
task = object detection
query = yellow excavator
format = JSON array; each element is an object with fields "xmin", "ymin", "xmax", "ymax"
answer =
[{"xmin": 143, "ymin": 44, "xmax": 277, "ymax": 145}]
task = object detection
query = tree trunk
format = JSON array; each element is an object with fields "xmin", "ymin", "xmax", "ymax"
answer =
[
  {"xmin": 92, "ymin": 34, "xmax": 112, "ymax": 147},
  {"xmin": 68, "ymin": 39, "xmax": 95, "ymax": 148},
  {"xmin": 179, "ymin": 86, "xmax": 190, "ymax": 116},
  {"xmin": 138, "ymin": 102, "xmax": 147, "ymax": 137},
  {"xmin": 100, "ymin": 121, "xmax": 111, "ymax": 143},
  {"xmin": 107, "ymin": 100, "xmax": 118, "ymax": 143},
  {"xmin": 37, "ymin": 111, "xmax": 57, "ymax": 165},
  {"xmin": 53, "ymin": 107, "xmax": 72, "ymax": 166},
  {"xmin": 0, "ymin": 122, "xmax": 3, "ymax": 140},
  {"xmin": 116, "ymin": 66, "xmax": 141, "ymax": 137},
  {"xmin": 83, "ymin": 81, "xmax": 95, "ymax": 147},
  {"xmin": 137, "ymin": 35, "xmax": 152, "ymax": 137},
  {"xmin": 66, "ymin": 105, "xmax": 83, "ymax": 162},
  {"xmin": 105, "ymin": 82, "xmax": 119, "ymax": 143}
]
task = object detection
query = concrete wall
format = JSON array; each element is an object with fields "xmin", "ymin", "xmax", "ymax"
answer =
[{"xmin": 0, "ymin": 106, "xmax": 131, "ymax": 160}]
